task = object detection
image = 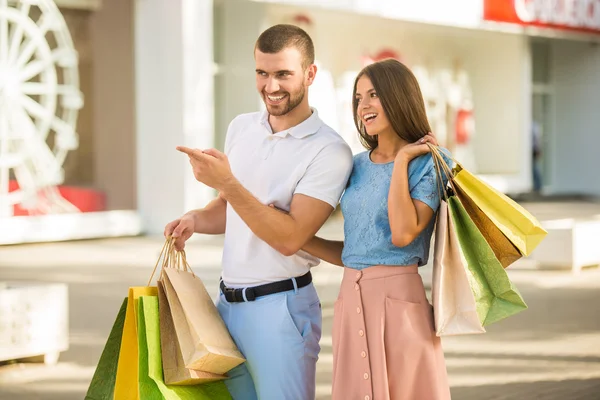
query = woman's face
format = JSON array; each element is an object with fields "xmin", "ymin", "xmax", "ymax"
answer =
[{"xmin": 355, "ymin": 75, "xmax": 391, "ymax": 137}]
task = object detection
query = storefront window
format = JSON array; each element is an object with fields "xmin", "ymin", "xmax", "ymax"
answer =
[
  {"xmin": 532, "ymin": 41, "xmax": 551, "ymax": 84},
  {"xmin": 531, "ymin": 40, "xmax": 553, "ymax": 192}
]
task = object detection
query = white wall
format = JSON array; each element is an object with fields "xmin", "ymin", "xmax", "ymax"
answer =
[
  {"xmin": 265, "ymin": 5, "xmax": 529, "ymax": 180},
  {"xmin": 552, "ymin": 40, "xmax": 600, "ymax": 196},
  {"xmin": 214, "ymin": 2, "xmax": 532, "ymax": 192},
  {"xmin": 252, "ymin": 0, "xmax": 484, "ymax": 29},
  {"xmin": 213, "ymin": 0, "xmax": 267, "ymax": 150}
]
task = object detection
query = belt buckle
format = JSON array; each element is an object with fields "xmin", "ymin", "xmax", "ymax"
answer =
[
  {"xmin": 225, "ymin": 287, "xmax": 240, "ymax": 302},
  {"xmin": 224, "ymin": 286, "xmax": 256, "ymax": 302}
]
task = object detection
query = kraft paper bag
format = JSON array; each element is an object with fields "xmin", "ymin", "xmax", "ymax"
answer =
[
  {"xmin": 162, "ymin": 265, "xmax": 245, "ymax": 374},
  {"xmin": 158, "ymin": 280, "xmax": 228, "ymax": 385}
]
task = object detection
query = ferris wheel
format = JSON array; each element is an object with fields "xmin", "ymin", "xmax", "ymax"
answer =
[{"xmin": 0, "ymin": 0, "xmax": 83, "ymax": 218}]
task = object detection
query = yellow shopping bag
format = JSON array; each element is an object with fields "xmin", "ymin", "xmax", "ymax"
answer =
[
  {"xmin": 452, "ymin": 163, "xmax": 547, "ymax": 256},
  {"xmin": 114, "ymin": 286, "xmax": 158, "ymax": 400}
]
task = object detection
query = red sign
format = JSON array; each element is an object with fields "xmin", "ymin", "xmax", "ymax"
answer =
[{"xmin": 484, "ymin": 0, "xmax": 600, "ymax": 34}]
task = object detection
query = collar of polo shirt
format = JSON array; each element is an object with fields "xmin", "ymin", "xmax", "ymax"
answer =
[{"xmin": 259, "ymin": 107, "xmax": 322, "ymax": 139}]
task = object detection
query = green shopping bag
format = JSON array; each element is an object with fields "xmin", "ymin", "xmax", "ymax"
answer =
[
  {"xmin": 85, "ymin": 298, "xmax": 128, "ymax": 400},
  {"xmin": 137, "ymin": 296, "xmax": 232, "ymax": 400},
  {"xmin": 448, "ymin": 196, "xmax": 528, "ymax": 326}
]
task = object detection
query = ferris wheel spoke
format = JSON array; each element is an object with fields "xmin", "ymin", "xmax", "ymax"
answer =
[
  {"xmin": 22, "ymin": 82, "xmax": 84, "ymax": 110},
  {"xmin": 20, "ymin": 81, "xmax": 54, "ymax": 95},
  {"xmin": 21, "ymin": 82, "xmax": 72, "ymax": 96},
  {"xmin": 12, "ymin": 103, "xmax": 60, "ymax": 180},
  {"xmin": 20, "ymin": 92, "xmax": 52, "ymax": 123},
  {"xmin": 19, "ymin": 47, "xmax": 73, "ymax": 82},
  {"xmin": 0, "ymin": 107, "xmax": 10, "ymax": 205},
  {"xmin": 19, "ymin": 58, "xmax": 47, "ymax": 82},
  {"xmin": 14, "ymin": 35, "xmax": 38, "ymax": 68},
  {"xmin": 12, "ymin": 99, "xmax": 39, "ymax": 141},
  {"xmin": 0, "ymin": 108, "xmax": 21, "ymax": 168},
  {"xmin": 0, "ymin": 0, "xmax": 9, "ymax": 61},
  {"xmin": 13, "ymin": 14, "xmax": 55, "ymax": 69},
  {"xmin": 6, "ymin": 1, "xmax": 30, "ymax": 65},
  {"xmin": 20, "ymin": 93, "xmax": 76, "ymax": 147}
]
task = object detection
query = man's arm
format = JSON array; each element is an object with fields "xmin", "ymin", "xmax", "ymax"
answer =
[
  {"xmin": 302, "ymin": 236, "xmax": 344, "ymax": 266},
  {"xmin": 164, "ymin": 195, "xmax": 227, "ymax": 250},
  {"xmin": 176, "ymin": 141, "xmax": 353, "ymax": 257},
  {"xmin": 221, "ymin": 182, "xmax": 334, "ymax": 256},
  {"xmin": 269, "ymin": 204, "xmax": 345, "ymax": 266},
  {"xmin": 186, "ymin": 194, "xmax": 227, "ymax": 234}
]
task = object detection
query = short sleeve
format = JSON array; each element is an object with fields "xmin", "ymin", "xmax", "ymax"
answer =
[
  {"xmin": 294, "ymin": 141, "xmax": 354, "ymax": 208},
  {"xmin": 224, "ymin": 117, "xmax": 240, "ymax": 156},
  {"xmin": 410, "ymin": 158, "xmax": 445, "ymax": 212}
]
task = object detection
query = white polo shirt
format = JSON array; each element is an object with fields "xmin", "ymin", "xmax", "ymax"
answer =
[{"xmin": 221, "ymin": 108, "xmax": 353, "ymax": 287}]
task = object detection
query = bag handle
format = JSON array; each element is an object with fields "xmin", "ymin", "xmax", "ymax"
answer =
[
  {"xmin": 148, "ymin": 236, "xmax": 175, "ymax": 286},
  {"xmin": 175, "ymin": 249, "xmax": 197, "ymax": 278},
  {"xmin": 429, "ymin": 145, "xmax": 448, "ymax": 203},
  {"xmin": 146, "ymin": 235, "xmax": 198, "ymax": 286},
  {"xmin": 427, "ymin": 143, "xmax": 459, "ymax": 202}
]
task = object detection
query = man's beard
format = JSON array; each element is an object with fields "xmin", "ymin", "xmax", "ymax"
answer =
[{"xmin": 264, "ymin": 86, "xmax": 305, "ymax": 117}]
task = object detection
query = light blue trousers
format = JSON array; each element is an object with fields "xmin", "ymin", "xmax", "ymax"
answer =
[{"xmin": 216, "ymin": 282, "xmax": 322, "ymax": 400}]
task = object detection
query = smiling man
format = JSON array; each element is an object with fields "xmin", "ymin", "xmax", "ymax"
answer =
[{"xmin": 165, "ymin": 24, "xmax": 353, "ymax": 399}]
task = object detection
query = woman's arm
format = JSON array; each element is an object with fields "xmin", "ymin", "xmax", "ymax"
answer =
[
  {"xmin": 302, "ymin": 237, "xmax": 345, "ymax": 267},
  {"xmin": 388, "ymin": 157, "xmax": 435, "ymax": 247},
  {"xmin": 388, "ymin": 135, "xmax": 439, "ymax": 248}
]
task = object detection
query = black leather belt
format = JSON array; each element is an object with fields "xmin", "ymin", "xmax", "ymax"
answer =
[{"xmin": 220, "ymin": 271, "xmax": 312, "ymax": 303}]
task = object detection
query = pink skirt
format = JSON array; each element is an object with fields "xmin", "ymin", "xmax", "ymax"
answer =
[{"xmin": 331, "ymin": 266, "xmax": 451, "ymax": 400}]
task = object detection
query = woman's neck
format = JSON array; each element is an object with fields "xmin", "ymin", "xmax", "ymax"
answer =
[{"xmin": 371, "ymin": 131, "xmax": 408, "ymax": 162}]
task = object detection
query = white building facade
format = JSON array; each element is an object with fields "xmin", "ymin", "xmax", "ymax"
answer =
[{"xmin": 2, "ymin": 0, "xmax": 600, "ymax": 243}]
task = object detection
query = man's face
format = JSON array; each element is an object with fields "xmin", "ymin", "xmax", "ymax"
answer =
[{"xmin": 255, "ymin": 47, "xmax": 309, "ymax": 117}]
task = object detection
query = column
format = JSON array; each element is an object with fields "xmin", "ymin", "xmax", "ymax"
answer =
[{"xmin": 134, "ymin": 0, "xmax": 215, "ymax": 235}]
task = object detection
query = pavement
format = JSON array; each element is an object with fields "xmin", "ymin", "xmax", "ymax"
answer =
[{"xmin": 0, "ymin": 201, "xmax": 599, "ymax": 400}]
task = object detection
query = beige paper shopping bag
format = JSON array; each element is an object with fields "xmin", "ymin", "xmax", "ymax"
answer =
[
  {"xmin": 161, "ymin": 253, "xmax": 245, "ymax": 375},
  {"xmin": 158, "ymin": 280, "xmax": 228, "ymax": 385},
  {"xmin": 432, "ymin": 199, "xmax": 486, "ymax": 336}
]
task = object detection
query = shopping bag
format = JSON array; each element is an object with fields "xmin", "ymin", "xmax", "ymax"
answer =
[
  {"xmin": 85, "ymin": 298, "xmax": 128, "ymax": 400},
  {"xmin": 452, "ymin": 163, "xmax": 547, "ymax": 256},
  {"xmin": 448, "ymin": 195, "xmax": 528, "ymax": 325},
  {"xmin": 113, "ymin": 237, "xmax": 175, "ymax": 400},
  {"xmin": 161, "ymin": 254, "xmax": 245, "ymax": 374},
  {"xmin": 158, "ymin": 280, "xmax": 228, "ymax": 385},
  {"xmin": 452, "ymin": 183, "xmax": 522, "ymax": 268},
  {"xmin": 429, "ymin": 146, "xmax": 528, "ymax": 326},
  {"xmin": 138, "ymin": 295, "xmax": 233, "ymax": 400},
  {"xmin": 114, "ymin": 286, "xmax": 157, "ymax": 400},
  {"xmin": 432, "ymin": 200, "xmax": 486, "ymax": 336}
]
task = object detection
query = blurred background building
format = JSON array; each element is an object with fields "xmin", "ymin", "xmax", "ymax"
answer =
[{"xmin": 2, "ymin": 0, "xmax": 600, "ymax": 243}]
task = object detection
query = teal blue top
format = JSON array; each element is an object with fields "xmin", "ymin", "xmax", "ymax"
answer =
[{"xmin": 340, "ymin": 150, "xmax": 451, "ymax": 269}]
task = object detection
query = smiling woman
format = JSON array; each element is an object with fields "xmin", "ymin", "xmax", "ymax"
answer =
[{"xmin": 299, "ymin": 57, "xmax": 452, "ymax": 400}]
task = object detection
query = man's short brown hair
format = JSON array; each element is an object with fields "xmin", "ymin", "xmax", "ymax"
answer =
[{"xmin": 255, "ymin": 24, "xmax": 315, "ymax": 68}]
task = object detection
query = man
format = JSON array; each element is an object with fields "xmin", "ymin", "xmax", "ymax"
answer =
[{"xmin": 165, "ymin": 24, "xmax": 353, "ymax": 399}]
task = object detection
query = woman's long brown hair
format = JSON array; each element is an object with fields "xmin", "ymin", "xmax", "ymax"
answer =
[{"xmin": 352, "ymin": 59, "xmax": 432, "ymax": 150}]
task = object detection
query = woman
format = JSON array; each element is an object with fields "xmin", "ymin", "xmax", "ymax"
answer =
[{"xmin": 303, "ymin": 59, "xmax": 452, "ymax": 399}]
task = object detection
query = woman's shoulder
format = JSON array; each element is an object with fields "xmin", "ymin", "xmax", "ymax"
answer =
[
  {"xmin": 353, "ymin": 150, "xmax": 369, "ymax": 162},
  {"xmin": 350, "ymin": 151, "xmax": 370, "ymax": 170},
  {"xmin": 408, "ymin": 147, "xmax": 453, "ymax": 184},
  {"xmin": 412, "ymin": 147, "xmax": 452, "ymax": 170}
]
